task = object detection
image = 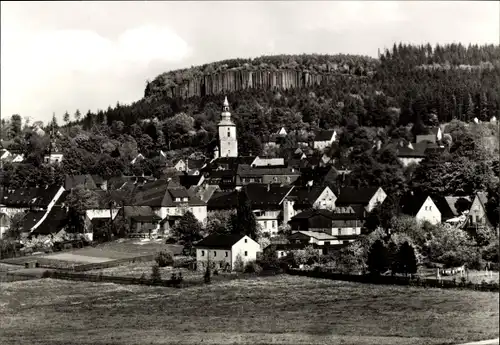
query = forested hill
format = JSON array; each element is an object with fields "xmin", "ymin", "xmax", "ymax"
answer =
[
  {"xmin": 2, "ymin": 43, "xmax": 500, "ymax": 189},
  {"xmin": 144, "ymin": 54, "xmax": 380, "ymax": 99}
]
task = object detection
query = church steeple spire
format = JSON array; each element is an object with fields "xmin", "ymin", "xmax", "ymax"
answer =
[{"xmin": 217, "ymin": 96, "xmax": 238, "ymax": 158}]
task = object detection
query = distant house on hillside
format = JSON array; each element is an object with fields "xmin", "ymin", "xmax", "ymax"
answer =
[
  {"xmin": 130, "ymin": 153, "xmax": 145, "ymax": 165},
  {"xmin": 44, "ymin": 150, "xmax": 64, "ymax": 165},
  {"xmin": 282, "ymin": 185, "xmax": 337, "ymax": 224},
  {"xmin": 313, "ymin": 130, "xmax": 337, "ymax": 151},
  {"xmin": 396, "ymin": 142, "xmax": 427, "ymax": 167},
  {"xmin": 400, "ymin": 193, "xmax": 441, "ymax": 225},
  {"xmin": 416, "ymin": 127, "xmax": 442, "ymax": 144},
  {"xmin": 466, "ymin": 192, "xmax": 493, "ymax": 230},
  {"xmin": 195, "ymin": 233, "xmax": 261, "ymax": 271},
  {"xmin": 335, "ymin": 187, "xmax": 387, "ymax": 213},
  {"xmin": 236, "ymin": 165, "xmax": 300, "ymax": 186}
]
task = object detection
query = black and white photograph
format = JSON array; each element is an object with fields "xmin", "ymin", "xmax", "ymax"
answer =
[{"xmin": 0, "ymin": 1, "xmax": 499, "ymax": 344}]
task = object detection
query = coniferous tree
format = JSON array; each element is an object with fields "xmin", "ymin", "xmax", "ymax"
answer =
[
  {"xmin": 396, "ymin": 241, "xmax": 418, "ymax": 277},
  {"xmin": 367, "ymin": 239, "xmax": 389, "ymax": 275},
  {"xmin": 232, "ymin": 190, "xmax": 259, "ymax": 240},
  {"xmin": 63, "ymin": 111, "xmax": 70, "ymax": 125}
]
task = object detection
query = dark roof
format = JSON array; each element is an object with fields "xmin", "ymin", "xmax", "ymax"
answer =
[
  {"xmin": 195, "ymin": 233, "xmax": 246, "ymax": 249},
  {"xmin": 336, "ymin": 187, "xmax": 380, "ymax": 205},
  {"xmin": 286, "ymin": 186, "xmax": 328, "ymax": 209},
  {"xmin": 237, "ymin": 164, "xmax": 299, "ymax": 177},
  {"xmin": 207, "ymin": 191, "xmax": 239, "ymax": 210},
  {"xmin": 314, "ymin": 130, "xmax": 336, "ymax": 142},
  {"xmin": 123, "ymin": 206, "xmax": 158, "ymax": 218},
  {"xmin": 244, "ymin": 184, "xmax": 294, "ymax": 209},
  {"xmin": 32, "ymin": 207, "xmax": 69, "ymax": 235},
  {"xmin": 399, "ymin": 193, "xmax": 429, "ymax": 216},
  {"xmin": 20, "ymin": 211, "xmax": 45, "ymax": 232},
  {"xmin": 291, "ymin": 208, "xmax": 360, "ymax": 221},
  {"xmin": 64, "ymin": 175, "xmax": 97, "ymax": 190},
  {"xmin": 396, "ymin": 142, "xmax": 427, "ymax": 158},
  {"xmin": 0, "ymin": 185, "xmax": 62, "ymax": 208},
  {"xmin": 431, "ymin": 195, "xmax": 456, "ymax": 220},
  {"xmin": 187, "ymin": 159, "xmax": 207, "ymax": 170},
  {"xmin": 94, "ymin": 190, "xmax": 129, "ymax": 208},
  {"xmin": 179, "ymin": 174, "xmax": 203, "ymax": 189},
  {"xmin": 294, "ymin": 166, "xmax": 337, "ymax": 187},
  {"xmin": 202, "ymin": 156, "xmax": 256, "ymax": 173}
]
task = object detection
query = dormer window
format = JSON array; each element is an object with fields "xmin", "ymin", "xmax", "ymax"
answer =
[
  {"xmin": 182, "ymin": 197, "xmax": 188, "ymax": 202},
  {"xmin": 175, "ymin": 197, "xmax": 181, "ymax": 202}
]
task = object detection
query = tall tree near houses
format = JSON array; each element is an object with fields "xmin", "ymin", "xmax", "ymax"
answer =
[
  {"xmin": 465, "ymin": 93, "xmax": 475, "ymax": 122},
  {"xmin": 367, "ymin": 239, "xmax": 389, "ymax": 275},
  {"xmin": 396, "ymin": 241, "xmax": 418, "ymax": 277},
  {"xmin": 9, "ymin": 114, "xmax": 22, "ymax": 139},
  {"xmin": 480, "ymin": 93, "xmax": 489, "ymax": 121},
  {"xmin": 74, "ymin": 109, "xmax": 82, "ymax": 122},
  {"xmin": 232, "ymin": 190, "xmax": 259, "ymax": 240},
  {"xmin": 65, "ymin": 187, "xmax": 99, "ymax": 235},
  {"xmin": 63, "ymin": 111, "xmax": 70, "ymax": 125}
]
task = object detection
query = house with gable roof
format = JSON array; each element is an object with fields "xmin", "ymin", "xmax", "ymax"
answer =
[
  {"xmin": 335, "ymin": 187, "xmax": 387, "ymax": 214},
  {"xmin": 132, "ymin": 179, "xmax": 207, "ymax": 233},
  {"xmin": 313, "ymin": 129, "xmax": 337, "ymax": 151},
  {"xmin": 195, "ymin": 233, "xmax": 261, "ymax": 271},
  {"xmin": 399, "ymin": 192, "xmax": 441, "ymax": 225},
  {"xmin": 282, "ymin": 185, "xmax": 337, "ymax": 224},
  {"xmin": 416, "ymin": 127, "xmax": 443, "ymax": 144},
  {"xmin": 466, "ymin": 192, "xmax": 493, "ymax": 230}
]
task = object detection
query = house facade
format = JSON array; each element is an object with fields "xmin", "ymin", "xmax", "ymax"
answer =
[
  {"xmin": 282, "ymin": 186, "xmax": 337, "ymax": 224},
  {"xmin": 467, "ymin": 192, "xmax": 492, "ymax": 229},
  {"xmin": 195, "ymin": 234, "xmax": 261, "ymax": 271},
  {"xmin": 313, "ymin": 130, "xmax": 337, "ymax": 151},
  {"xmin": 400, "ymin": 193, "xmax": 441, "ymax": 225}
]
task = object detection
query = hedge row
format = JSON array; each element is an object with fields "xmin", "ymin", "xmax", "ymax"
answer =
[
  {"xmin": 287, "ymin": 268, "xmax": 500, "ymax": 292},
  {"xmin": 42, "ymin": 270, "xmax": 184, "ymax": 287}
]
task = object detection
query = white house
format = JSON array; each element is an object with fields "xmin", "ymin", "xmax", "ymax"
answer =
[
  {"xmin": 0, "ymin": 149, "xmax": 11, "ymax": 161},
  {"xmin": 288, "ymin": 230, "xmax": 339, "ymax": 246},
  {"xmin": 283, "ymin": 186, "xmax": 337, "ymax": 224},
  {"xmin": 400, "ymin": 194, "xmax": 441, "ymax": 225},
  {"xmin": 313, "ymin": 130, "xmax": 337, "ymax": 151},
  {"xmin": 195, "ymin": 233, "xmax": 261, "ymax": 271},
  {"xmin": 467, "ymin": 192, "xmax": 493, "ymax": 229},
  {"xmin": 43, "ymin": 152, "xmax": 64, "ymax": 164},
  {"xmin": 335, "ymin": 187, "xmax": 387, "ymax": 213},
  {"xmin": 130, "ymin": 153, "xmax": 145, "ymax": 165},
  {"xmin": 251, "ymin": 156, "xmax": 285, "ymax": 167}
]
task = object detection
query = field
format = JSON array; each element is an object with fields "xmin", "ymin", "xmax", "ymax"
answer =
[
  {"xmin": 1, "ymin": 275, "xmax": 498, "ymax": 345},
  {"xmin": 0, "ymin": 239, "xmax": 182, "ymax": 267},
  {"xmin": 86, "ymin": 260, "xmax": 203, "ymax": 281},
  {"xmin": 419, "ymin": 268, "xmax": 500, "ymax": 284}
]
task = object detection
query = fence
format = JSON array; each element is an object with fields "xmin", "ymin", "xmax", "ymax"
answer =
[
  {"xmin": 42, "ymin": 270, "xmax": 185, "ymax": 287},
  {"xmin": 287, "ymin": 268, "xmax": 500, "ymax": 292}
]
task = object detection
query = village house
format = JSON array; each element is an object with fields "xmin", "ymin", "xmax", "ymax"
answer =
[
  {"xmin": 312, "ymin": 129, "xmax": 337, "ymax": 151},
  {"xmin": 399, "ymin": 193, "xmax": 441, "ymax": 225},
  {"xmin": 236, "ymin": 165, "xmax": 300, "ymax": 186},
  {"xmin": 288, "ymin": 230, "xmax": 338, "ymax": 246},
  {"xmin": 282, "ymin": 185, "xmax": 337, "ymax": 224},
  {"xmin": 289, "ymin": 208, "xmax": 363, "ymax": 244},
  {"xmin": 195, "ymin": 233, "xmax": 261, "ymax": 271},
  {"xmin": 335, "ymin": 187, "xmax": 387, "ymax": 213},
  {"xmin": 0, "ymin": 184, "xmax": 65, "ymax": 217},
  {"xmin": 415, "ymin": 127, "xmax": 443, "ymax": 144},
  {"xmin": 207, "ymin": 184, "xmax": 294, "ymax": 236},
  {"xmin": 173, "ymin": 158, "xmax": 207, "ymax": 175},
  {"xmin": 130, "ymin": 153, "xmax": 146, "ymax": 165},
  {"xmin": 466, "ymin": 192, "xmax": 493, "ymax": 230},
  {"xmin": 250, "ymin": 156, "xmax": 286, "ymax": 168},
  {"xmin": 116, "ymin": 206, "xmax": 162, "ymax": 238},
  {"xmin": 396, "ymin": 142, "xmax": 427, "ymax": 167},
  {"xmin": 132, "ymin": 179, "xmax": 207, "ymax": 235},
  {"xmin": 43, "ymin": 150, "xmax": 64, "ymax": 165},
  {"xmin": 293, "ymin": 166, "xmax": 338, "ymax": 188},
  {"xmin": 84, "ymin": 190, "xmax": 126, "ymax": 220}
]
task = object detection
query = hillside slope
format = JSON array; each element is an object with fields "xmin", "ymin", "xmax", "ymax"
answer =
[{"xmin": 145, "ymin": 55, "xmax": 379, "ymax": 99}]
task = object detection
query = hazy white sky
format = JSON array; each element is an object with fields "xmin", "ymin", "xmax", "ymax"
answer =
[{"xmin": 1, "ymin": 1, "xmax": 499, "ymax": 124}]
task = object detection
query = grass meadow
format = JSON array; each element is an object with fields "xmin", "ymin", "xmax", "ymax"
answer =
[{"xmin": 1, "ymin": 275, "xmax": 498, "ymax": 345}]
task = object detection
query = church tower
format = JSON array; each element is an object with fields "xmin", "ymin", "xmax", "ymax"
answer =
[{"xmin": 218, "ymin": 96, "xmax": 238, "ymax": 157}]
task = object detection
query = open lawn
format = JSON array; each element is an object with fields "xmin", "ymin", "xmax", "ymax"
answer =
[
  {"xmin": 0, "ymin": 239, "xmax": 182, "ymax": 267},
  {"xmin": 1, "ymin": 275, "xmax": 498, "ymax": 345},
  {"xmin": 86, "ymin": 260, "xmax": 202, "ymax": 281}
]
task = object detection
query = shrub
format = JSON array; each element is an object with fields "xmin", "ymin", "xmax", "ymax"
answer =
[
  {"xmin": 204, "ymin": 265, "xmax": 211, "ymax": 284},
  {"xmin": 244, "ymin": 261, "xmax": 262, "ymax": 274},
  {"xmin": 150, "ymin": 265, "xmax": 162, "ymax": 283},
  {"xmin": 234, "ymin": 254, "xmax": 245, "ymax": 272},
  {"xmin": 41, "ymin": 270, "xmax": 52, "ymax": 278},
  {"xmin": 155, "ymin": 251, "xmax": 174, "ymax": 267}
]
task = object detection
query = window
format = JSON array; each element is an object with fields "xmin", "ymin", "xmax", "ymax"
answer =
[
  {"xmin": 272, "ymin": 221, "xmax": 276, "ymax": 228},
  {"xmin": 227, "ymin": 129, "xmax": 231, "ymax": 138},
  {"xmin": 264, "ymin": 221, "xmax": 268, "ymax": 228},
  {"xmin": 244, "ymin": 238, "xmax": 247, "ymax": 243},
  {"xmin": 429, "ymin": 206, "xmax": 432, "ymax": 211},
  {"xmin": 338, "ymin": 228, "xmax": 342, "ymax": 235},
  {"xmin": 201, "ymin": 250, "xmax": 205, "ymax": 256},
  {"xmin": 244, "ymin": 251, "xmax": 248, "ymax": 256},
  {"xmin": 214, "ymin": 251, "xmax": 217, "ymax": 257},
  {"xmin": 182, "ymin": 197, "xmax": 188, "ymax": 202},
  {"xmin": 175, "ymin": 198, "xmax": 181, "ymax": 202},
  {"xmin": 225, "ymin": 251, "xmax": 228, "ymax": 257},
  {"xmin": 219, "ymin": 262, "xmax": 223, "ymax": 268}
]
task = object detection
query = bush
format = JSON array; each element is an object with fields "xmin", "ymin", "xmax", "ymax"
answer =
[
  {"xmin": 204, "ymin": 265, "xmax": 211, "ymax": 284},
  {"xmin": 41, "ymin": 270, "xmax": 52, "ymax": 278},
  {"xmin": 244, "ymin": 261, "xmax": 262, "ymax": 274},
  {"xmin": 233, "ymin": 254, "xmax": 245, "ymax": 272},
  {"xmin": 150, "ymin": 265, "xmax": 162, "ymax": 283},
  {"xmin": 155, "ymin": 251, "xmax": 174, "ymax": 267}
]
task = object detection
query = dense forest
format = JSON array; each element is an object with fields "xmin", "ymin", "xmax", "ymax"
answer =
[{"xmin": 1, "ymin": 43, "xmax": 499, "ymax": 216}]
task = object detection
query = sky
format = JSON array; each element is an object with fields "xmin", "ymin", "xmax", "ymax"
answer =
[{"xmin": 1, "ymin": 1, "xmax": 499, "ymax": 125}]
